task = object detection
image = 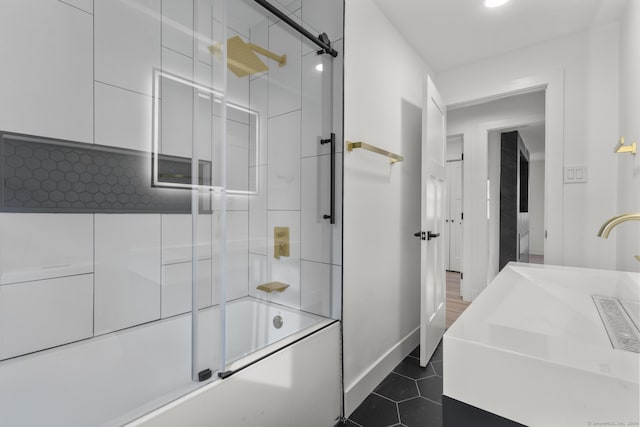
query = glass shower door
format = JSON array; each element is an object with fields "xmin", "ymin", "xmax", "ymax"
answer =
[
  {"xmin": 221, "ymin": 0, "xmax": 341, "ymax": 371},
  {"xmin": 203, "ymin": 0, "xmax": 343, "ymax": 375}
]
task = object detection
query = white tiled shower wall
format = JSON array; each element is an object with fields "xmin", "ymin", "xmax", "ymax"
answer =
[{"xmin": 0, "ymin": 0, "xmax": 343, "ymax": 361}]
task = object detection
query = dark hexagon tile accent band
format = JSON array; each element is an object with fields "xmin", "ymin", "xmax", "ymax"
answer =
[{"xmin": 0, "ymin": 132, "xmax": 212, "ymax": 213}]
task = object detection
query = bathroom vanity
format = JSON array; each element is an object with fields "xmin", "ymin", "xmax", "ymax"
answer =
[{"xmin": 442, "ymin": 262, "xmax": 640, "ymax": 426}]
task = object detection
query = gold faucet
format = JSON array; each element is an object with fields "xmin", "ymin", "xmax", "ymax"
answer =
[{"xmin": 597, "ymin": 213, "xmax": 640, "ymax": 262}]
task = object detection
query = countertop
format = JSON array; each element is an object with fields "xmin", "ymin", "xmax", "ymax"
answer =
[{"xmin": 443, "ymin": 262, "xmax": 640, "ymax": 426}]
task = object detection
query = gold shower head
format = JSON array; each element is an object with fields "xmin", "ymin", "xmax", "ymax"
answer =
[{"xmin": 208, "ymin": 36, "xmax": 286, "ymax": 78}]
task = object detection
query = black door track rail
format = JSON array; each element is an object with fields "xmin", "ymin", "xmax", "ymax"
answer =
[{"xmin": 253, "ymin": 0, "xmax": 339, "ymax": 57}]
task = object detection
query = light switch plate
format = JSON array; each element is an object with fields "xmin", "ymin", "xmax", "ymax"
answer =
[{"xmin": 564, "ymin": 166, "xmax": 587, "ymax": 183}]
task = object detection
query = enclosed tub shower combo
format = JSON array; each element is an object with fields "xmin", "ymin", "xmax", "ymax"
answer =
[{"xmin": 0, "ymin": 0, "xmax": 344, "ymax": 425}]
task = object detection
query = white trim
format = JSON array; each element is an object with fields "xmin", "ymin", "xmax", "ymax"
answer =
[{"xmin": 343, "ymin": 326, "xmax": 420, "ymax": 416}]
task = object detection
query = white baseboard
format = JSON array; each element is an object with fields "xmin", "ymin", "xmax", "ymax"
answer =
[{"xmin": 344, "ymin": 326, "xmax": 420, "ymax": 416}]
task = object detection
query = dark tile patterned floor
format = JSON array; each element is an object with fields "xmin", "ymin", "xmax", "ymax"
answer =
[{"xmin": 339, "ymin": 341, "xmax": 444, "ymax": 427}]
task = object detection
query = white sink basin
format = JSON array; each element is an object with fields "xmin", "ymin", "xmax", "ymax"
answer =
[{"xmin": 444, "ymin": 262, "xmax": 640, "ymax": 426}]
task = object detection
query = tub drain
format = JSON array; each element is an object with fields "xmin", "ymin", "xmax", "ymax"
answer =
[{"xmin": 273, "ymin": 315, "xmax": 283, "ymax": 329}]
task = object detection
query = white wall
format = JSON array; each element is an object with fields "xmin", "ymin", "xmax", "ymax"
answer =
[
  {"xmin": 447, "ymin": 135, "xmax": 463, "ymax": 161},
  {"xmin": 529, "ymin": 159, "xmax": 545, "ymax": 255},
  {"xmin": 487, "ymin": 131, "xmax": 501, "ymax": 284},
  {"xmin": 617, "ymin": 0, "xmax": 640, "ymax": 272},
  {"xmin": 343, "ymin": 0, "xmax": 433, "ymax": 415},
  {"xmin": 447, "ymin": 92, "xmax": 545, "ymax": 296},
  {"xmin": 438, "ymin": 23, "xmax": 621, "ymax": 290}
]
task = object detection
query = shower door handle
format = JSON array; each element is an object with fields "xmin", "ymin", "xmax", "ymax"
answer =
[{"xmin": 320, "ymin": 133, "xmax": 336, "ymax": 224}]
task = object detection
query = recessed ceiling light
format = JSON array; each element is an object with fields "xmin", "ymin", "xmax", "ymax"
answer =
[
  {"xmin": 484, "ymin": 0, "xmax": 510, "ymax": 8},
  {"xmin": 315, "ymin": 63, "xmax": 323, "ymax": 72}
]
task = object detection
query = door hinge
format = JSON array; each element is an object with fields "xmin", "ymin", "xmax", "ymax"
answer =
[
  {"xmin": 461, "ymin": 212, "xmax": 464, "ymax": 220},
  {"xmin": 461, "ymin": 153, "xmax": 464, "ymax": 161},
  {"xmin": 461, "ymin": 273, "xmax": 463, "ymax": 280}
]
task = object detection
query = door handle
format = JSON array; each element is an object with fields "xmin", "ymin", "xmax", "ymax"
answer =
[
  {"xmin": 414, "ymin": 232, "xmax": 426, "ymax": 240},
  {"xmin": 320, "ymin": 133, "xmax": 336, "ymax": 224},
  {"xmin": 427, "ymin": 231, "xmax": 440, "ymax": 240}
]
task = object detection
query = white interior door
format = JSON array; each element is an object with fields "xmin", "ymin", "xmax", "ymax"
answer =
[
  {"xmin": 419, "ymin": 75, "xmax": 447, "ymax": 367},
  {"xmin": 450, "ymin": 161, "xmax": 463, "ymax": 272}
]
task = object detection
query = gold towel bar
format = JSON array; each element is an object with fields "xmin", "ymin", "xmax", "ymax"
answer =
[{"xmin": 346, "ymin": 141, "xmax": 403, "ymax": 163}]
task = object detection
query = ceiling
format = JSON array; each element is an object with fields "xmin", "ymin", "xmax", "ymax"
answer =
[
  {"xmin": 517, "ymin": 123, "xmax": 545, "ymax": 155},
  {"xmin": 373, "ymin": 0, "xmax": 627, "ymax": 72}
]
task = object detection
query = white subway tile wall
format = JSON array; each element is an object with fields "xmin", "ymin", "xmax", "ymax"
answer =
[
  {"xmin": 249, "ymin": 165, "xmax": 268, "ymax": 255},
  {"xmin": 268, "ymin": 21, "xmax": 302, "ymax": 117},
  {"xmin": 301, "ymin": 260, "xmax": 331, "ymax": 317},
  {"xmin": 95, "ymin": 82, "xmax": 153, "ymax": 152},
  {"xmin": 0, "ymin": 1, "xmax": 93, "ymax": 144},
  {"xmin": 0, "ymin": 274, "xmax": 94, "ymax": 360},
  {"xmin": 94, "ymin": 214, "xmax": 162, "ymax": 334},
  {"xmin": 0, "ymin": 213, "xmax": 93, "ymax": 285},
  {"xmin": 268, "ymin": 110, "xmax": 301, "ymax": 210},
  {"xmin": 0, "ymin": 0, "xmax": 342, "ymax": 362},
  {"xmin": 301, "ymin": 155, "xmax": 332, "ymax": 264},
  {"xmin": 161, "ymin": 0, "xmax": 194, "ymax": 57},
  {"xmin": 213, "ymin": 211, "xmax": 250, "ymax": 301},
  {"xmin": 248, "ymin": 253, "xmax": 267, "ymax": 299},
  {"xmin": 94, "ymin": 0, "xmax": 161, "ymax": 96},
  {"xmin": 161, "ymin": 259, "xmax": 212, "ymax": 318}
]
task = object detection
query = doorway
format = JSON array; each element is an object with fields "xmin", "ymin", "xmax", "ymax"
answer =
[
  {"xmin": 446, "ymin": 88, "xmax": 552, "ymax": 299},
  {"xmin": 487, "ymin": 123, "xmax": 546, "ymax": 282}
]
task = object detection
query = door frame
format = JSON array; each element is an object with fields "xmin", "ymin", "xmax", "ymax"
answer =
[
  {"xmin": 482, "ymin": 114, "xmax": 545, "ymax": 284},
  {"xmin": 445, "ymin": 71, "xmax": 564, "ymax": 301}
]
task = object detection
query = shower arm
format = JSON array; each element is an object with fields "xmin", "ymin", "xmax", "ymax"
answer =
[{"xmin": 253, "ymin": 0, "xmax": 338, "ymax": 57}]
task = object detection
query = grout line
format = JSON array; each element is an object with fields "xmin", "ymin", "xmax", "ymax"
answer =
[
  {"xmin": 266, "ymin": 107, "xmax": 302, "ymax": 120},
  {"xmin": 92, "ymin": 212, "xmax": 96, "ymax": 336},
  {"xmin": 94, "ymin": 80, "xmax": 153, "ymax": 98},
  {"xmin": 159, "ymin": 214, "xmax": 163, "ymax": 318},
  {"xmin": 92, "ymin": 0, "xmax": 95, "ymax": 146},
  {"xmin": 418, "ymin": 395, "xmax": 442, "ymax": 407},
  {"xmin": 162, "ymin": 44, "xmax": 194, "ymax": 62},
  {"xmin": 58, "ymin": 0, "xmax": 93, "ymax": 15},
  {"xmin": 395, "ymin": 394, "xmax": 421, "ymax": 405},
  {"xmin": 391, "ymin": 370, "xmax": 434, "ymax": 382},
  {"xmin": 297, "ymin": 4, "xmax": 303, "ymax": 313},
  {"xmin": 301, "ymin": 152, "xmax": 331, "ymax": 160},
  {"xmin": 0, "ymin": 272, "xmax": 94, "ymax": 288},
  {"xmin": 371, "ymin": 391, "xmax": 397, "ymax": 405}
]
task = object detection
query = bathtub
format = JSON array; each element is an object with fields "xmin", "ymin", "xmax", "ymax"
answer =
[{"xmin": 0, "ymin": 297, "xmax": 337, "ymax": 426}]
